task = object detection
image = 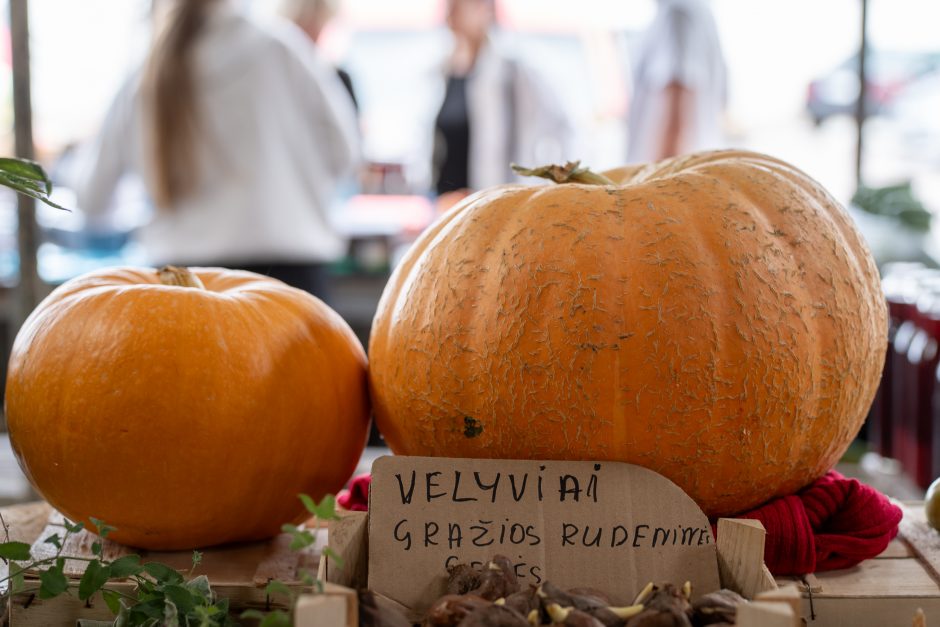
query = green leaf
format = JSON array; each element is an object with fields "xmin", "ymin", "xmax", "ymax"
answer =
[
  {"xmin": 109, "ymin": 554, "xmax": 143, "ymax": 578},
  {"xmin": 185, "ymin": 574, "xmax": 211, "ymax": 600},
  {"xmin": 102, "ymin": 589, "xmax": 123, "ymax": 615},
  {"xmin": 143, "ymin": 561, "xmax": 184, "ymax": 584},
  {"xmin": 0, "ymin": 540, "xmax": 32, "ymax": 561},
  {"xmin": 213, "ymin": 597, "xmax": 230, "ymax": 616},
  {"xmin": 43, "ymin": 533, "xmax": 62, "ymax": 549},
  {"xmin": 265, "ymin": 579, "xmax": 292, "ymax": 601},
  {"xmin": 38, "ymin": 564, "xmax": 69, "ymax": 599},
  {"xmin": 298, "ymin": 494, "xmax": 318, "ymax": 515},
  {"xmin": 0, "ymin": 157, "xmax": 69, "ymax": 211},
  {"xmin": 241, "ymin": 609, "xmax": 291, "ymax": 627},
  {"xmin": 259, "ymin": 610, "xmax": 291, "ymax": 627},
  {"xmin": 322, "ymin": 546, "xmax": 345, "ymax": 569},
  {"xmin": 89, "ymin": 518, "xmax": 115, "ymax": 539},
  {"xmin": 91, "ymin": 542, "xmax": 102, "ymax": 557},
  {"xmin": 78, "ymin": 559, "xmax": 111, "ymax": 601},
  {"xmin": 163, "ymin": 584, "xmax": 196, "ymax": 613},
  {"xmin": 63, "ymin": 519, "xmax": 86, "ymax": 534},
  {"xmin": 127, "ymin": 598, "xmax": 165, "ymax": 620},
  {"xmin": 191, "ymin": 550, "xmax": 203, "ymax": 569},
  {"xmin": 10, "ymin": 563, "xmax": 26, "ymax": 593},
  {"xmin": 281, "ymin": 524, "xmax": 316, "ymax": 551},
  {"xmin": 301, "ymin": 494, "xmax": 340, "ymax": 521},
  {"xmin": 299, "ymin": 570, "xmax": 315, "ymax": 586},
  {"xmin": 162, "ymin": 597, "xmax": 180, "ymax": 627}
]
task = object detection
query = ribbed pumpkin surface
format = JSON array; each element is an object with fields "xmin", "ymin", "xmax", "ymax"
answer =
[
  {"xmin": 369, "ymin": 150, "xmax": 887, "ymax": 517},
  {"xmin": 6, "ymin": 267, "xmax": 370, "ymax": 549}
]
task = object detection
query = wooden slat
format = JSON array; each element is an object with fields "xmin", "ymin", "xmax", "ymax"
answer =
[
  {"xmin": 794, "ymin": 595, "xmax": 940, "ymax": 627},
  {"xmin": 736, "ymin": 600, "xmax": 798, "ymax": 627},
  {"xmin": 812, "ymin": 558, "xmax": 940, "ymax": 598},
  {"xmin": 717, "ymin": 518, "xmax": 776, "ymax": 598},
  {"xmin": 23, "ymin": 508, "xmax": 326, "ymax": 585},
  {"xmin": 27, "ymin": 511, "xmax": 133, "ymax": 576},
  {"xmin": 878, "ymin": 538, "xmax": 915, "ymax": 559},
  {"xmin": 900, "ymin": 503, "xmax": 940, "ymax": 586},
  {"xmin": 756, "ymin": 583, "xmax": 803, "ymax": 619}
]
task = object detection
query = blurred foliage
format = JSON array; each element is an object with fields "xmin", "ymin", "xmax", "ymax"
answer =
[{"xmin": 852, "ymin": 181, "xmax": 931, "ymax": 232}]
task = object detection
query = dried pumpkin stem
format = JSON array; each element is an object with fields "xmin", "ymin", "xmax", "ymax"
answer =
[
  {"xmin": 157, "ymin": 265, "xmax": 205, "ymax": 289},
  {"xmin": 511, "ymin": 161, "xmax": 614, "ymax": 186}
]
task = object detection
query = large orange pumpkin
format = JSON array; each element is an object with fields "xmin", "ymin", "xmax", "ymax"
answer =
[
  {"xmin": 369, "ymin": 150, "xmax": 887, "ymax": 517},
  {"xmin": 5, "ymin": 266, "xmax": 369, "ymax": 549}
]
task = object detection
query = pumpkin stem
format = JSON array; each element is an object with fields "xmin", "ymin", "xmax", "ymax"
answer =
[
  {"xmin": 511, "ymin": 161, "xmax": 614, "ymax": 186},
  {"xmin": 157, "ymin": 265, "xmax": 205, "ymax": 289}
]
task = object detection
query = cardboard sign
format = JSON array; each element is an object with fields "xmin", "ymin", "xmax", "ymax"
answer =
[{"xmin": 368, "ymin": 456, "xmax": 720, "ymax": 613}]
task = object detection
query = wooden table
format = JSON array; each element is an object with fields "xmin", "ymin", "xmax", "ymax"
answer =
[{"xmin": 3, "ymin": 501, "xmax": 940, "ymax": 626}]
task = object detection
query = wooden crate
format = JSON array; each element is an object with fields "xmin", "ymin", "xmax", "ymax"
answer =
[
  {"xmin": 771, "ymin": 502, "xmax": 940, "ymax": 627},
  {"xmin": 0, "ymin": 502, "xmax": 357, "ymax": 626}
]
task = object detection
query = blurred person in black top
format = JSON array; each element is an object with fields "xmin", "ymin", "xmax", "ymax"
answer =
[{"xmin": 432, "ymin": 0, "xmax": 572, "ymax": 203}]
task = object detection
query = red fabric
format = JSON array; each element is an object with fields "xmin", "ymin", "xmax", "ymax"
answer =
[
  {"xmin": 337, "ymin": 473, "xmax": 371, "ymax": 511},
  {"xmin": 721, "ymin": 471, "xmax": 903, "ymax": 575}
]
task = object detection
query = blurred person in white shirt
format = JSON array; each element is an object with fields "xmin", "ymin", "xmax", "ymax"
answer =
[
  {"xmin": 73, "ymin": 0, "xmax": 359, "ymax": 300},
  {"xmin": 280, "ymin": 0, "xmax": 358, "ymax": 111},
  {"xmin": 627, "ymin": 0, "xmax": 728, "ymax": 163},
  {"xmin": 431, "ymin": 0, "xmax": 573, "ymax": 205}
]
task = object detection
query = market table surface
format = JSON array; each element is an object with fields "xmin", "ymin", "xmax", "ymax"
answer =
[{"xmin": 1, "ymin": 501, "xmax": 939, "ymax": 626}]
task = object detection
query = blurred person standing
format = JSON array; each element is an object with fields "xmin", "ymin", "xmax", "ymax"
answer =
[
  {"xmin": 280, "ymin": 0, "xmax": 358, "ymax": 111},
  {"xmin": 432, "ymin": 0, "xmax": 572, "ymax": 198},
  {"xmin": 626, "ymin": 0, "xmax": 728, "ymax": 163},
  {"xmin": 73, "ymin": 0, "xmax": 359, "ymax": 300}
]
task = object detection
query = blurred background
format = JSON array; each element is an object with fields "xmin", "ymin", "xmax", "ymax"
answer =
[{"xmin": 0, "ymin": 0, "xmax": 937, "ymax": 502}]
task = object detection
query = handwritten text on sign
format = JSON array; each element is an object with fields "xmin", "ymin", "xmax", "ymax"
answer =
[{"xmin": 368, "ymin": 456, "xmax": 720, "ymax": 613}]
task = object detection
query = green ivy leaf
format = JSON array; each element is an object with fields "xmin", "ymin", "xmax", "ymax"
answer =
[
  {"xmin": 162, "ymin": 597, "xmax": 180, "ymax": 627},
  {"xmin": 163, "ymin": 584, "xmax": 197, "ymax": 614},
  {"xmin": 63, "ymin": 519, "xmax": 86, "ymax": 534},
  {"xmin": 10, "ymin": 563, "xmax": 26, "ymax": 593},
  {"xmin": 0, "ymin": 158, "xmax": 69, "ymax": 210},
  {"xmin": 0, "ymin": 541, "xmax": 32, "ymax": 561},
  {"xmin": 243, "ymin": 609, "xmax": 291, "ymax": 627},
  {"xmin": 78, "ymin": 559, "xmax": 112, "ymax": 601},
  {"xmin": 91, "ymin": 542, "xmax": 102, "ymax": 557},
  {"xmin": 213, "ymin": 597, "xmax": 229, "ymax": 616},
  {"xmin": 143, "ymin": 561, "xmax": 184, "ymax": 585},
  {"xmin": 38, "ymin": 563, "xmax": 69, "ymax": 599},
  {"xmin": 191, "ymin": 550, "xmax": 203, "ymax": 570},
  {"xmin": 300, "ymin": 494, "xmax": 340, "ymax": 521},
  {"xmin": 260, "ymin": 610, "xmax": 292, "ymax": 627},
  {"xmin": 102, "ymin": 589, "xmax": 123, "ymax": 615},
  {"xmin": 322, "ymin": 546, "xmax": 345, "ymax": 569},
  {"xmin": 127, "ymin": 597, "xmax": 165, "ymax": 620},
  {"xmin": 185, "ymin": 574, "xmax": 211, "ymax": 600},
  {"xmin": 89, "ymin": 518, "xmax": 115, "ymax": 539},
  {"xmin": 299, "ymin": 571, "xmax": 315, "ymax": 586},
  {"xmin": 280, "ymin": 524, "xmax": 316, "ymax": 551},
  {"xmin": 265, "ymin": 579, "xmax": 292, "ymax": 601},
  {"xmin": 43, "ymin": 533, "xmax": 62, "ymax": 550},
  {"xmin": 109, "ymin": 554, "xmax": 143, "ymax": 578}
]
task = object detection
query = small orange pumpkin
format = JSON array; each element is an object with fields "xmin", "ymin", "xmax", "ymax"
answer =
[
  {"xmin": 369, "ymin": 150, "xmax": 887, "ymax": 517},
  {"xmin": 5, "ymin": 266, "xmax": 369, "ymax": 549}
]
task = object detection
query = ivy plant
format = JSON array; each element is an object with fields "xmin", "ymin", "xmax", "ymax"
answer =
[{"xmin": 0, "ymin": 494, "xmax": 342, "ymax": 626}]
